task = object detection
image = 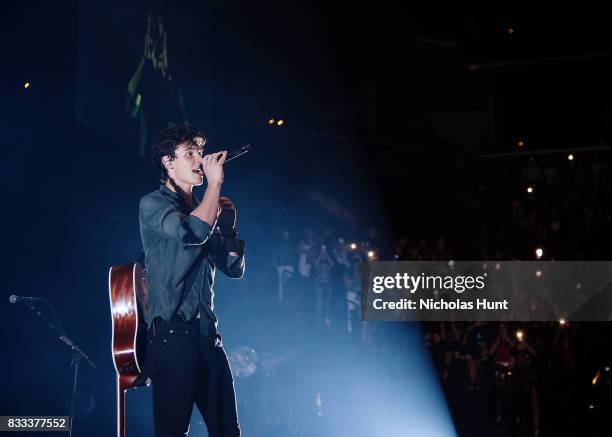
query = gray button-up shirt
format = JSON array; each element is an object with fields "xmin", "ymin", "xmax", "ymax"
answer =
[{"xmin": 139, "ymin": 185, "xmax": 245, "ymax": 335}]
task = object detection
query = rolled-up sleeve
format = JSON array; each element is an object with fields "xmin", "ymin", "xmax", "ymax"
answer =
[
  {"xmin": 215, "ymin": 235, "xmax": 246, "ymax": 278},
  {"xmin": 140, "ymin": 195, "xmax": 214, "ymax": 245}
]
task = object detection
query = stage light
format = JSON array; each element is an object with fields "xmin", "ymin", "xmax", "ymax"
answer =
[
  {"xmin": 517, "ymin": 139, "xmax": 524, "ymax": 147},
  {"xmin": 527, "ymin": 186, "xmax": 534, "ymax": 193},
  {"xmin": 588, "ymin": 404, "xmax": 595, "ymax": 410},
  {"xmin": 367, "ymin": 250, "xmax": 375, "ymax": 258},
  {"xmin": 277, "ymin": 119, "xmax": 284, "ymax": 126},
  {"xmin": 268, "ymin": 118, "xmax": 275, "ymax": 125},
  {"xmin": 592, "ymin": 370, "xmax": 600, "ymax": 385},
  {"xmin": 24, "ymin": 82, "xmax": 30, "ymax": 89},
  {"xmin": 536, "ymin": 270, "xmax": 542, "ymax": 277},
  {"xmin": 516, "ymin": 330, "xmax": 524, "ymax": 341},
  {"xmin": 535, "ymin": 247, "xmax": 543, "ymax": 259},
  {"xmin": 559, "ymin": 318, "xmax": 566, "ymax": 326},
  {"xmin": 568, "ymin": 154, "xmax": 574, "ymax": 160},
  {"xmin": 349, "ymin": 243, "xmax": 357, "ymax": 250}
]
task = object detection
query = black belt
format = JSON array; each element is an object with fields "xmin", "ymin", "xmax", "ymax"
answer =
[
  {"xmin": 150, "ymin": 316, "xmax": 222, "ymax": 346},
  {"xmin": 150, "ymin": 316, "xmax": 198, "ymax": 337}
]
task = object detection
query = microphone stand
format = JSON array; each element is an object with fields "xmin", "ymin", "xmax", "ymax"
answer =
[{"xmin": 23, "ymin": 300, "xmax": 97, "ymax": 437}]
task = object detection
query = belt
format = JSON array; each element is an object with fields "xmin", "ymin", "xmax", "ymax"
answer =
[
  {"xmin": 150, "ymin": 316, "xmax": 198, "ymax": 337},
  {"xmin": 149, "ymin": 317, "xmax": 222, "ymax": 347}
]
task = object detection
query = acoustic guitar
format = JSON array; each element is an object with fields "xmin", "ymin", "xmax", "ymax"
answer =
[{"xmin": 108, "ymin": 263, "xmax": 148, "ymax": 437}]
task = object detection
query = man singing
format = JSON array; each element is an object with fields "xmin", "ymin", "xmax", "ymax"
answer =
[{"xmin": 138, "ymin": 123, "xmax": 245, "ymax": 436}]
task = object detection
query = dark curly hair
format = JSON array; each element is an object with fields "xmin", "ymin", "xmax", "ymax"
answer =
[{"xmin": 152, "ymin": 123, "xmax": 206, "ymax": 182}]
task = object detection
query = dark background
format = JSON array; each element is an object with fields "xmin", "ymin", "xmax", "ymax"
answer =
[{"xmin": 2, "ymin": 2, "xmax": 612, "ymax": 436}]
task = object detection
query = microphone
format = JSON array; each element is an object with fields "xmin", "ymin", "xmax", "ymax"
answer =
[
  {"xmin": 197, "ymin": 145, "xmax": 252, "ymax": 175},
  {"xmin": 220, "ymin": 144, "xmax": 252, "ymax": 164},
  {"xmin": 8, "ymin": 294, "xmax": 42, "ymax": 304}
]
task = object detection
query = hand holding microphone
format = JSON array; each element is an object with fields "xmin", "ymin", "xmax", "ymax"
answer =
[
  {"xmin": 202, "ymin": 151, "xmax": 227, "ymax": 185},
  {"xmin": 201, "ymin": 144, "xmax": 253, "ymax": 184}
]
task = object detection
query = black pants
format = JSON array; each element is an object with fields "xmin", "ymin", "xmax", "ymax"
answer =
[{"xmin": 145, "ymin": 317, "xmax": 240, "ymax": 437}]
